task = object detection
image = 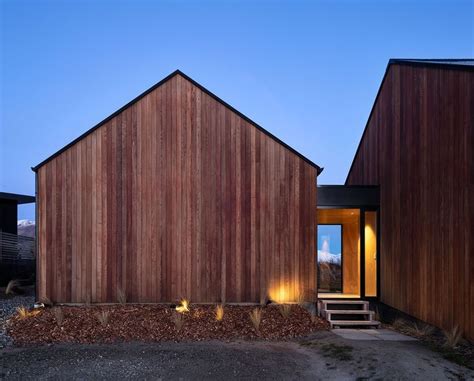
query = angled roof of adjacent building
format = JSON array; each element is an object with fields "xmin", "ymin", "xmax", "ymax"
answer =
[
  {"xmin": 390, "ymin": 58, "xmax": 474, "ymax": 69},
  {"xmin": 345, "ymin": 58, "xmax": 473, "ymax": 184},
  {"xmin": 32, "ymin": 70, "xmax": 322, "ymax": 174}
]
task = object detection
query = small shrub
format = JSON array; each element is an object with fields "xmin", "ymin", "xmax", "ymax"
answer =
[
  {"xmin": 96, "ymin": 310, "xmax": 110, "ymax": 327},
  {"xmin": 16, "ymin": 306, "xmax": 40, "ymax": 320},
  {"xmin": 278, "ymin": 304, "xmax": 292, "ymax": 319},
  {"xmin": 215, "ymin": 304, "xmax": 224, "ymax": 321},
  {"xmin": 53, "ymin": 307, "xmax": 64, "ymax": 327},
  {"xmin": 444, "ymin": 326, "xmax": 463, "ymax": 349},
  {"xmin": 5, "ymin": 279, "xmax": 21, "ymax": 295},
  {"xmin": 249, "ymin": 308, "xmax": 262, "ymax": 331},
  {"xmin": 117, "ymin": 288, "xmax": 126, "ymax": 304},
  {"xmin": 172, "ymin": 311, "xmax": 185, "ymax": 331}
]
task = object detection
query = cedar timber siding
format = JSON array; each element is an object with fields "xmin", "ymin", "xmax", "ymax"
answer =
[
  {"xmin": 346, "ymin": 62, "xmax": 474, "ymax": 340},
  {"xmin": 36, "ymin": 72, "xmax": 318, "ymax": 304}
]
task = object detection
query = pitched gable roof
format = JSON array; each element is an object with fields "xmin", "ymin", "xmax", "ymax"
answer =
[{"xmin": 32, "ymin": 70, "xmax": 322, "ymax": 174}]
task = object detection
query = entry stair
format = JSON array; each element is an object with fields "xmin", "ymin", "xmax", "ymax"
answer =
[{"xmin": 318, "ymin": 300, "xmax": 381, "ymax": 329}]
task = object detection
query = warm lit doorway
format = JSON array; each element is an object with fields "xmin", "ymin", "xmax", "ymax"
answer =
[
  {"xmin": 317, "ymin": 208, "xmax": 361, "ymax": 298},
  {"xmin": 317, "ymin": 186, "xmax": 380, "ymax": 300}
]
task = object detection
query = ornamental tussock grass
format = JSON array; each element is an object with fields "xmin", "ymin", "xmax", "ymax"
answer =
[
  {"xmin": 249, "ymin": 308, "xmax": 262, "ymax": 331},
  {"xmin": 278, "ymin": 304, "xmax": 292, "ymax": 319},
  {"xmin": 215, "ymin": 305, "xmax": 224, "ymax": 321},
  {"xmin": 96, "ymin": 310, "xmax": 110, "ymax": 327}
]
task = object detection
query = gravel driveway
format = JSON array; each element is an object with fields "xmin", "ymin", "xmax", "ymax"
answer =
[{"xmin": 1, "ymin": 331, "xmax": 473, "ymax": 380}]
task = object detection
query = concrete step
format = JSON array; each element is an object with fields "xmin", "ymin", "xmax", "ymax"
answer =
[
  {"xmin": 325, "ymin": 310, "xmax": 374, "ymax": 320},
  {"xmin": 320, "ymin": 300, "xmax": 369, "ymax": 304},
  {"xmin": 319, "ymin": 300, "xmax": 369, "ymax": 314},
  {"xmin": 321, "ymin": 310, "xmax": 374, "ymax": 321},
  {"xmin": 325, "ymin": 310, "xmax": 373, "ymax": 314},
  {"xmin": 330, "ymin": 320, "xmax": 381, "ymax": 329}
]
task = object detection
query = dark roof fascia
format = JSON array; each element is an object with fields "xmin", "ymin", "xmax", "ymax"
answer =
[
  {"xmin": 0, "ymin": 192, "xmax": 35, "ymax": 204},
  {"xmin": 389, "ymin": 58, "xmax": 474, "ymax": 71},
  {"xmin": 318, "ymin": 184, "xmax": 379, "ymax": 188},
  {"xmin": 317, "ymin": 185, "xmax": 379, "ymax": 207},
  {"xmin": 344, "ymin": 58, "xmax": 474, "ymax": 185},
  {"xmin": 32, "ymin": 70, "xmax": 322, "ymax": 175}
]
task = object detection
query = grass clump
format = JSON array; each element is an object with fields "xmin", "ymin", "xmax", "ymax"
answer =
[
  {"xmin": 53, "ymin": 307, "xmax": 64, "ymax": 327},
  {"xmin": 96, "ymin": 310, "xmax": 110, "ymax": 327},
  {"xmin": 392, "ymin": 318, "xmax": 434, "ymax": 338},
  {"xmin": 278, "ymin": 304, "xmax": 292, "ymax": 319},
  {"xmin": 296, "ymin": 289, "xmax": 317, "ymax": 307},
  {"xmin": 305, "ymin": 304, "xmax": 318, "ymax": 323},
  {"xmin": 249, "ymin": 308, "xmax": 262, "ymax": 331},
  {"xmin": 175, "ymin": 299, "xmax": 190, "ymax": 313},
  {"xmin": 117, "ymin": 288, "xmax": 127, "ymax": 304},
  {"xmin": 215, "ymin": 304, "xmax": 224, "ymax": 321},
  {"xmin": 172, "ymin": 311, "xmax": 185, "ymax": 331},
  {"xmin": 443, "ymin": 326, "xmax": 462, "ymax": 349},
  {"xmin": 392, "ymin": 318, "xmax": 409, "ymax": 332},
  {"xmin": 408, "ymin": 321, "xmax": 435, "ymax": 338},
  {"xmin": 16, "ymin": 306, "xmax": 40, "ymax": 320},
  {"xmin": 6, "ymin": 280, "xmax": 21, "ymax": 295}
]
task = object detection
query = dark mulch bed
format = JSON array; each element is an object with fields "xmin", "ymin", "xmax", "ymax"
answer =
[{"xmin": 7, "ymin": 304, "xmax": 329, "ymax": 345}]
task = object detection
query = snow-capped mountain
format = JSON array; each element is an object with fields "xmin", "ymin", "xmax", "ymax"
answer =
[
  {"xmin": 18, "ymin": 220, "xmax": 35, "ymax": 238},
  {"xmin": 18, "ymin": 219, "xmax": 35, "ymax": 227},
  {"xmin": 317, "ymin": 250, "xmax": 341, "ymax": 264}
]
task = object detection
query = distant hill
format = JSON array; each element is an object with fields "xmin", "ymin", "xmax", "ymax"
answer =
[{"xmin": 18, "ymin": 220, "xmax": 35, "ymax": 238}]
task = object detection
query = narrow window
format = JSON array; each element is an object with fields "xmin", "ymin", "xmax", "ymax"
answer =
[{"xmin": 317, "ymin": 224, "xmax": 342, "ymax": 293}]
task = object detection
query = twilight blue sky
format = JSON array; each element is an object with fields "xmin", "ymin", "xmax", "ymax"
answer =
[
  {"xmin": 318, "ymin": 225, "xmax": 342, "ymax": 255},
  {"xmin": 1, "ymin": 0, "xmax": 473, "ymax": 220}
]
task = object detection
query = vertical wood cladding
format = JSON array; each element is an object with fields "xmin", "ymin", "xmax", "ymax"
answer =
[
  {"xmin": 346, "ymin": 64, "xmax": 474, "ymax": 339},
  {"xmin": 37, "ymin": 73, "xmax": 317, "ymax": 304}
]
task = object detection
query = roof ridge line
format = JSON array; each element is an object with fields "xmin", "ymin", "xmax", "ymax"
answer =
[{"xmin": 32, "ymin": 70, "xmax": 322, "ymax": 174}]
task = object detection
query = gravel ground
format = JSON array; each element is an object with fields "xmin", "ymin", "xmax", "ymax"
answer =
[
  {"xmin": 1, "ymin": 331, "xmax": 473, "ymax": 380},
  {"xmin": 0, "ymin": 295, "xmax": 35, "ymax": 349}
]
